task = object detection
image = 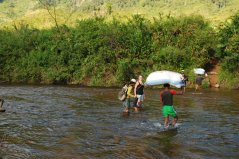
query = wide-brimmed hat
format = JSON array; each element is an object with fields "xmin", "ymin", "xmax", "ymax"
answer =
[{"xmin": 130, "ymin": 79, "xmax": 136, "ymax": 83}]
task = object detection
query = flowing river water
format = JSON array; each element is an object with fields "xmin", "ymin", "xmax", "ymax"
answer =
[{"xmin": 0, "ymin": 85, "xmax": 238, "ymax": 159}]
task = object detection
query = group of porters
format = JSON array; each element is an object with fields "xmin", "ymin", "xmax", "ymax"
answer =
[
  {"xmin": 118, "ymin": 75, "xmax": 145, "ymax": 113},
  {"xmin": 0, "ymin": 69, "xmax": 208, "ymax": 129},
  {"xmin": 118, "ymin": 69, "xmax": 208, "ymax": 129}
]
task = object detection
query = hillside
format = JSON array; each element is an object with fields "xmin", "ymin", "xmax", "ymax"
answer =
[{"xmin": 0, "ymin": 0, "xmax": 239, "ymax": 28}]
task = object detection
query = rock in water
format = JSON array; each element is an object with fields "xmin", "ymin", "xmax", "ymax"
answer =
[{"xmin": 215, "ymin": 84, "xmax": 220, "ymax": 88}]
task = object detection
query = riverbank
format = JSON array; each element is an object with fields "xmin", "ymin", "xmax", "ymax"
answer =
[
  {"xmin": 0, "ymin": 79, "xmax": 234, "ymax": 90},
  {"xmin": 0, "ymin": 14, "xmax": 238, "ymax": 89}
]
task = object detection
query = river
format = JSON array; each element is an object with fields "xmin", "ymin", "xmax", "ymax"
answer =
[{"xmin": 0, "ymin": 85, "xmax": 238, "ymax": 159}]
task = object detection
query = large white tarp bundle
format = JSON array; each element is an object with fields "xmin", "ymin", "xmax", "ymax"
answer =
[
  {"xmin": 194, "ymin": 68, "xmax": 205, "ymax": 75},
  {"xmin": 145, "ymin": 70, "xmax": 184, "ymax": 88}
]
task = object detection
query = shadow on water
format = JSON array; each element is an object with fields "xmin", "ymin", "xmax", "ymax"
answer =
[{"xmin": 0, "ymin": 85, "xmax": 238, "ymax": 158}]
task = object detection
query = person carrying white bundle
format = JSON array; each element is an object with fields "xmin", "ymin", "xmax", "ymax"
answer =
[
  {"xmin": 160, "ymin": 83, "xmax": 183, "ymax": 128},
  {"xmin": 193, "ymin": 68, "xmax": 207, "ymax": 91},
  {"xmin": 145, "ymin": 70, "xmax": 185, "ymax": 88},
  {"xmin": 195, "ymin": 74, "xmax": 205, "ymax": 91}
]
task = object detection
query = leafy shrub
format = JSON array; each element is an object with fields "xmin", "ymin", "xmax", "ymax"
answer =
[
  {"xmin": 219, "ymin": 70, "xmax": 239, "ymax": 88},
  {"xmin": 0, "ymin": 14, "xmax": 221, "ymax": 86},
  {"xmin": 218, "ymin": 13, "xmax": 239, "ymax": 73}
]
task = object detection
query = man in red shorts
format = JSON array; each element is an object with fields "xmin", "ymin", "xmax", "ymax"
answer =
[{"xmin": 160, "ymin": 83, "xmax": 183, "ymax": 128}]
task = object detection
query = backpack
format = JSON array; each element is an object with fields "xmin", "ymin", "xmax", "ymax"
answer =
[{"xmin": 118, "ymin": 84, "xmax": 128, "ymax": 101}]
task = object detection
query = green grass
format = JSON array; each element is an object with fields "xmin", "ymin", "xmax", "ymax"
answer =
[
  {"xmin": 219, "ymin": 70, "xmax": 239, "ymax": 88},
  {"xmin": 0, "ymin": 0, "xmax": 239, "ymax": 28},
  {"xmin": 0, "ymin": 0, "xmax": 36, "ymax": 21}
]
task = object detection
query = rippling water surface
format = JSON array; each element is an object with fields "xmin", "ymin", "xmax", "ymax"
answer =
[{"xmin": 0, "ymin": 85, "xmax": 238, "ymax": 159}]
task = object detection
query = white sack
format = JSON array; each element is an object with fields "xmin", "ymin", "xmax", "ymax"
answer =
[
  {"xmin": 194, "ymin": 68, "xmax": 205, "ymax": 75},
  {"xmin": 145, "ymin": 70, "xmax": 184, "ymax": 88}
]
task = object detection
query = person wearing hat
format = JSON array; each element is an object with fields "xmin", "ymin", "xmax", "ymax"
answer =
[{"xmin": 123, "ymin": 79, "xmax": 136, "ymax": 113}]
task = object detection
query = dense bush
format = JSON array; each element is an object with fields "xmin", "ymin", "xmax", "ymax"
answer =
[
  {"xmin": 219, "ymin": 13, "xmax": 239, "ymax": 73},
  {"xmin": 0, "ymin": 15, "xmax": 220, "ymax": 86},
  {"xmin": 217, "ymin": 13, "xmax": 239, "ymax": 88}
]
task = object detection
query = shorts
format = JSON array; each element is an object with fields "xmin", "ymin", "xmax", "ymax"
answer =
[
  {"xmin": 133, "ymin": 97, "xmax": 138, "ymax": 107},
  {"xmin": 162, "ymin": 105, "xmax": 177, "ymax": 117},
  {"xmin": 123, "ymin": 98, "xmax": 133, "ymax": 109},
  {"xmin": 183, "ymin": 80, "xmax": 187, "ymax": 86},
  {"xmin": 136, "ymin": 94, "xmax": 144, "ymax": 102}
]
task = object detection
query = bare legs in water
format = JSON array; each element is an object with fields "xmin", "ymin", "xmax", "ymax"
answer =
[{"xmin": 164, "ymin": 116, "xmax": 178, "ymax": 127}]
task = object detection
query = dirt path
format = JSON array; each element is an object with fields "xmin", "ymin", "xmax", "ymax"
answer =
[{"xmin": 207, "ymin": 63, "xmax": 220, "ymax": 88}]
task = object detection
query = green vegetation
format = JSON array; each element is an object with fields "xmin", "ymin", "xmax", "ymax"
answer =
[
  {"xmin": 217, "ymin": 13, "xmax": 239, "ymax": 88},
  {"xmin": 0, "ymin": 14, "xmax": 227, "ymax": 86},
  {"xmin": 0, "ymin": 1, "xmax": 238, "ymax": 88}
]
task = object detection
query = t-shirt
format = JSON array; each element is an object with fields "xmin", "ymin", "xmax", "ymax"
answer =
[
  {"xmin": 196, "ymin": 76, "xmax": 204, "ymax": 85},
  {"xmin": 127, "ymin": 85, "xmax": 135, "ymax": 98},
  {"xmin": 136, "ymin": 83, "xmax": 144, "ymax": 95},
  {"xmin": 182, "ymin": 74, "xmax": 188, "ymax": 81},
  {"xmin": 160, "ymin": 90, "xmax": 177, "ymax": 106}
]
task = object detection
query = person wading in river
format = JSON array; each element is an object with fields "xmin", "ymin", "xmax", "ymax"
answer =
[
  {"xmin": 123, "ymin": 79, "xmax": 136, "ymax": 113},
  {"xmin": 181, "ymin": 70, "xmax": 188, "ymax": 93},
  {"xmin": 134, "ymin": 75, "xmax": 145, "ymax": 112},
  {"xmin": 160, "ymin": 83, "xmax": 183, "ymax": 128},
  {"xmin": 195, "ymin": 74, "xmax": 206, "ymax": 91}
]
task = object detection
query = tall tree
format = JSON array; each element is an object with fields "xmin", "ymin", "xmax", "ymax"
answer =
[{"xmin": 37, "ymin": 0, "xmax": 79, "ymax": 30}]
